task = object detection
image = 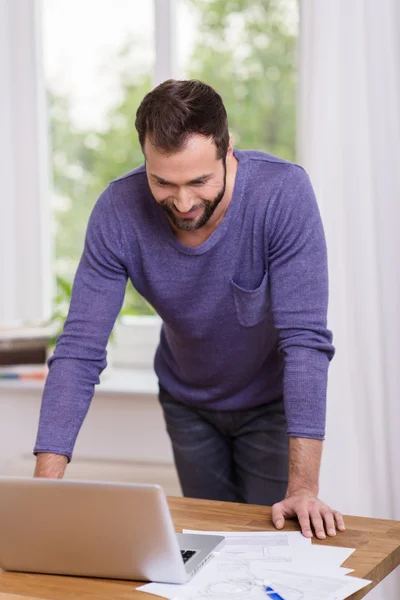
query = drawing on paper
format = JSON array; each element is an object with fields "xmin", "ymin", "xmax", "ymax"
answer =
[{"xmin": 218, "ymin": 536, "xmax": 292, "ymax": 562}]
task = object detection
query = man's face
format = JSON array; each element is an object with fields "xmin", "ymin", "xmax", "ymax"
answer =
[{"xmin": 144, "ymin": 135, "xmax": 227, "ymax": 231}]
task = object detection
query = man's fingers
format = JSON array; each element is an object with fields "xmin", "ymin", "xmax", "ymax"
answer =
[
  {"xmin": 297, "ymin": 509, "xmax": 313, "ymax": 538},
  {"xmin": 334, "ymin": 510, "xmax": 346, "ymax": 532},
  {"xmin": 271, "ymin": 503, "xmax": 286, "ymax": 529},
  {"xmin": 278, "ymin": 494, "xmax": 344, "ymax": 539},
  {"xmin": 310, "ymin": 507, "xmax": 326, "ymax": 539},
  {"xmin": 321, "ymin": 508, "xmax": 336, "ymax": 537}
]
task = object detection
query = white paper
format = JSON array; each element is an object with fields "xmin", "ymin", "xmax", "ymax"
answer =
[
  {"xmin": 183, "ymin": 530, "xmax": 311, "ymax": 563},
  {"xmin": 139, "ymin": 530, "xmax": 369, "ymax": 600},
  {"xmin": 298, "ymin": 544, "xmax": 355, "ymax": 567},
  {"xmin": 182, "ymin": 530, "xmax": 355, "ymax": 571},
  {"xmin": 140, "ymin": 563, "xmax": 371, "ymax": 600}
]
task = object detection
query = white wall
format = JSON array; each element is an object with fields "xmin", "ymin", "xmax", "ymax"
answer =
[{"xmin": 0, "ymin": 379, "xmax": 181, "ymax": 497}]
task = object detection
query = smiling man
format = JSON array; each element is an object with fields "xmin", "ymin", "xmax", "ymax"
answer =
[
  {"xmin": 34, "ymin": 79, "xmax": 345, "ymax": 539},
  {"xmin": 152, "ymin": 150, "xmax": 227, "ymax": 230}
]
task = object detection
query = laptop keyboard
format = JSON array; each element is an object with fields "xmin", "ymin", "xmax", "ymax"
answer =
[{"xmin": 181, "ymin": 550, "xmax": 197, "ymax": 563}]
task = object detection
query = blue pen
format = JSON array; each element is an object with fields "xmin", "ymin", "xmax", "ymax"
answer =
[{"xmin": 265, "ymin": 584, "xmax": 286, "ymax": 599}]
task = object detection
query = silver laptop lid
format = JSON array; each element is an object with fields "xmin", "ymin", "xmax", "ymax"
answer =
[{"xmin": 0, "ymin": 476, "xmax": 189, "ymax": 583}]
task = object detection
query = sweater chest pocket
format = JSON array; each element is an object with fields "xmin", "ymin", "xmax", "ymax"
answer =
[{"xmin": 231, "ymin": 272, "xmax": 269, "ymax": 328}]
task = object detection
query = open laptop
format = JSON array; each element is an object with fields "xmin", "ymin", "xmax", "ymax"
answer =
[{"xmin": 0, "ymin": 476, "xmax": 224, "ymax": 583}]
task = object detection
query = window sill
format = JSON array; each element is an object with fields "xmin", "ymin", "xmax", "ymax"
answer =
[{"xmin": 0, "ymin": 367, "xmax": 159, "ymax": 397}]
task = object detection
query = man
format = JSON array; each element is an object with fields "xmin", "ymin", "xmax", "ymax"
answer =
[{"xmin": 34, "ymin": 79, "xmax": 345, "ymax": 539}]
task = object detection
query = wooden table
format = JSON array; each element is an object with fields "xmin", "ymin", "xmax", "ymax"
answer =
[{"xmin": 0, "ymin": 496, "xmax": 399, "ymax": 600}]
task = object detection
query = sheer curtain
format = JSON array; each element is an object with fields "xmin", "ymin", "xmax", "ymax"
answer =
[{"xmin": 298, "ymin": 1, "xmax": 400, "ymax": 597}]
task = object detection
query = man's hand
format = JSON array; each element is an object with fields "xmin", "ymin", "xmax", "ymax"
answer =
[
  {"xmin": 272, "ymin": 490, "xmax": 345, "ymax": 539},
  {"xmin": 272, "ymin": 437, "xmax": 345, "ymax": 538},
  {"xmin": 34, "ymin": 453, "xmax": 68, "ymax": 479}
]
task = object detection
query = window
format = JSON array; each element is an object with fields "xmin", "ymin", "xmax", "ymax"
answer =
[
  {"xmin": 177, "ymin": 0, "xmax": 298, "ymax": 161},
  {"xmin": 42, "ymin": 0, "xmax": 298, "ymax": 328},
  {"xmin": 1, "ymin": 0, "xmax": 298, "ymax": 355},
  {"xmin": 42, "ymin": 0, "xmax": 156, "ymax": 316}
]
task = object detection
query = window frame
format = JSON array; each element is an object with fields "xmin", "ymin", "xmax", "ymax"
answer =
[
  {"xmin": 2, "ymin": 0, "xmax": 177, "ymax": 367},
  {"xmin": 0, "ymin": 0, "xmax": 52, "ymax": 328}
]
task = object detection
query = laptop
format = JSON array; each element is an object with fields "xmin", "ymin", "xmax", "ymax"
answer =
[{"xmin": 0, "ymin": 476, "xmax": 224, "ymax": 584}]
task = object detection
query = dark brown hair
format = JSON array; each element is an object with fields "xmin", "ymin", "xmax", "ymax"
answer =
[{"xmin": 135, "ymin": 79, "xmax": 229, "ymax": 160}]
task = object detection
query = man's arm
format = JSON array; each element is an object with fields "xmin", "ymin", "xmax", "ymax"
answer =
[
  {"xmin": 287, "ymin": 437, "xmax": 321, "ymax": 497},
  {"xmin": 265, "ymin": 165, "xmax": 343, "ymax": 536},
  {"xmin": 33, "ymin": 184, "xmax": 128, "ymax": 473},
  {"xmin": 272, "ymin": 438, "xmax": 345, "ymax": 538},
  {"xmin": 34, "ymin": 453, "xmax": 68, "ymax": 479}
]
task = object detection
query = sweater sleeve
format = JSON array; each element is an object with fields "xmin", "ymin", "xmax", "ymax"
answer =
[
  {"xmin": 266, "ymin": 165, "xmax": 335, "ymax": 439},
  {"xmin": 34, "ymin": 184, "xmax": 128, "ymax": 460}
]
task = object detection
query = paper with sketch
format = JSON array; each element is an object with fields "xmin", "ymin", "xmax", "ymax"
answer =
[
  {"xmin": 139, "ymin": 531, "xmax": 370, "ymax": 600},
  {"xmin": 140, "ymin": 562, "xmax": 371, "ymax": 600},
  {"xmin": 183, "ymin": 530, "xmax": 355, "ymax": 571},
  {"xmin": 184, "ymin": 530, "xmax": 311, "ymax": 562}
]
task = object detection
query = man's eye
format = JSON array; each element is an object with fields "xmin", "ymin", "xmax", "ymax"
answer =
[{"xmin": 157, "ymin": 181, "xmax": 169, "ymax": 186}]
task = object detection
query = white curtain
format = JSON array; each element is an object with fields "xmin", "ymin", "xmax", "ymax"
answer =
[{"xmin": 298, "ymin": 1, "xmax": 400, "ymax": 598}]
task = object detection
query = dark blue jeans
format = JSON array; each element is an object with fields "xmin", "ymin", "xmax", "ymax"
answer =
[{"xmin": 158, "ymin": 385, "xmax": 289, "ymax": 505}]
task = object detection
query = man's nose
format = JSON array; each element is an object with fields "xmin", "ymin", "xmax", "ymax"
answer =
[{"xmin": 173, "ymin": 189, "xmax": 194, "ymax": 213}]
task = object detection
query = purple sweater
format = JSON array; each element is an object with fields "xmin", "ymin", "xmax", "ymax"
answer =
[{"xmin": 34, "ymin": 150, "xmax": 334, "ymax": 460}]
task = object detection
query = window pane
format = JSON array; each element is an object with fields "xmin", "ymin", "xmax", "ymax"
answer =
[
  {"xmin": 177, "ymin": 0, "xmax": 298, "ymax": 161},
  {"xmin": 42, "ymin": 0, "xmax": 155, "ymax": 316}
]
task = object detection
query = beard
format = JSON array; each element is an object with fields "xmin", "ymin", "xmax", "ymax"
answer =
[{"xmin": 159, "ymin": 159, "xmax": 227, "ymax": 232}]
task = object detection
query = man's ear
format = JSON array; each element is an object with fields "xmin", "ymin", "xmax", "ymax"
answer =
[{"xmin": 226, "ymin": 134, "xmax": 234, "ymax": 158}]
